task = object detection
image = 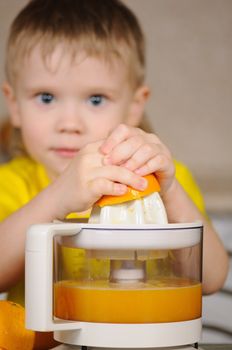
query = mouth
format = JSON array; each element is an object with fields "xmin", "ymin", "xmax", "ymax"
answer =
[{"xmin": 52, "ymin": 148, "xmax": 79, "ymax": 158}]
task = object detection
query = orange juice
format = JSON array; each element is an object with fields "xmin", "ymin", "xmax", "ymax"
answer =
[{"xmin": 54, "ymin": 277, "xmax": 201, "ymax": 323}]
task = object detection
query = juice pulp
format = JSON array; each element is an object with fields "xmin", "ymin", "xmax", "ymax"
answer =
[{"xmin": 54, "ymin": 277, "xmax": 201, "ymax": 323}]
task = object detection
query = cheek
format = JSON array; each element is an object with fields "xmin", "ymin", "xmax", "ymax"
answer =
[
  {"xmin": 20, "ymin": 121, "xmax": 47, "ymax": 150},
  {"xmin": 89, "ymin": 111, "xmax": 129, "ymax": 138},
  {"xmin": 88, "ymin": 121, "xmax": 118, "ymax": 140}
]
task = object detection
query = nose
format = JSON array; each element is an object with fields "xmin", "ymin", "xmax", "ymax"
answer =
[{"xmin": 55, "ymin": 103, "xmax": 84, "ymax": 133}]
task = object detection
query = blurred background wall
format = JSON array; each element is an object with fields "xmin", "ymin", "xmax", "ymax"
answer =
[
  {"xmin": 0, "ymin": 0, "xmax": 231, "ymax": 343},
  {"xmin": 125, "ymin": 0, "xmax": 232, "ymax": 214}
]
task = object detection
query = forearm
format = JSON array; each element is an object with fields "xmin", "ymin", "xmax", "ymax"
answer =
[
  {"xmin": 0, "ymin": 185, "xmax": 60, "ymax": 291},
  {"xmin": 161, "ymin": 179, "xmax": 229, "ymax": 295}
]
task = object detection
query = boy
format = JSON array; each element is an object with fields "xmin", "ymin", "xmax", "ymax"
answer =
[{"xmin": 0, "ymin": 0, "xmax": 228, "ymax": 308}]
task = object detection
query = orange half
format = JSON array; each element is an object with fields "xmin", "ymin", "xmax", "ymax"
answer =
[{"xmin": 96, "ymin": 174, "xmax": 160, "ymax": 207}]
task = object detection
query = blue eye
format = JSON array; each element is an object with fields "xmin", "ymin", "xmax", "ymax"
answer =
[
  {"xmin": 38, "ymin": 93, "xmax": 54, "ymax": 104},
  {"xmin": 88, "ymin": 95, "xmax": 106, "ymax": 107}
]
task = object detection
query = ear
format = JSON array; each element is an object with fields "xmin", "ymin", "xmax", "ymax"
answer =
[
  {"xmin": 126, "ymin": 85, "xmax": 150, "ymax": 127},
  {"xmin": 2, "ymin": 82, "xmax": 21, "ymax": 127}
]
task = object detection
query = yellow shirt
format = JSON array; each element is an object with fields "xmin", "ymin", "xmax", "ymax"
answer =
[{"xmin": 0, "ymin": 156, "xmax": 205, "ymax": 305}]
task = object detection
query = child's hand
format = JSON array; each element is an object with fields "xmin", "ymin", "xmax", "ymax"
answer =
[
  {"xmin": 100, "ymin": 124, "xmax": 175, "ymax": 194},
  {"xmin": 50, "ymin": 140, "xmax": 148, "ymax": 219}
]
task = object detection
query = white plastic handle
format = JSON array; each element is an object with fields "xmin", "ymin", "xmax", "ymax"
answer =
[{"xmin": 25, "ymin": 222, "xmax": 82, "ymax": 331}]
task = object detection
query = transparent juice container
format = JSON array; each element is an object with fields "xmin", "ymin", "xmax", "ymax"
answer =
[{"xmin": 53, "ymin": 223, "xmax": 202, "ymax": 324}]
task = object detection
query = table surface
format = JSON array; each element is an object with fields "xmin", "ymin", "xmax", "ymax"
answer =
[{"xmin": 201, "ymin": 345, "xmax": 232, "ymax": 350}]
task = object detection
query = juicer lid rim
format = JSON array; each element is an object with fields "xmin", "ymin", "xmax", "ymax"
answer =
[
  {"xmin": 79, "ymin": 224, "xmax": 203, "ymax": 231},
  {"xmin": 56, "ymin": 222, "xmax": 202, "ymax": 250},
  {"xmin": 26, "ymin": 222, "xmax": 203, "ymax": 251},
  {"xmin": 74, "ymin": 222, "xmax": 203, "ymax": 230}
]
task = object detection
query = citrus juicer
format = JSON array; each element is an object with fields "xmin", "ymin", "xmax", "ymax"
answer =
[{"xmin": 25, "ymin": 175, "xmax": 203, "ymax": 350}]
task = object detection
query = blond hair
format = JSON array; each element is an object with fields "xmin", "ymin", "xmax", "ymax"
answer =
[{"xmin": 5, "ymin": 0, "xmax": 146, "ymax": 88}]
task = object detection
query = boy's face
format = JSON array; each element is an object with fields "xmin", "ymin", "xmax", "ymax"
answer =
[{"xmin": 4, "ymin": 45, "xmax": 149, "ymax": 179}]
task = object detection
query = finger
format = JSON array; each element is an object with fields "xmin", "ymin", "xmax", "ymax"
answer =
[
  {"xmin": 75, "ymin": 150, "xmax": 104, "ymax": 172},
  {"xmin": 135, "ymin": 154, "xmax": 175, "ymax": 178},
  {"xmin": 89, "ymin": 178, "xmax": 128, "ymax": 198},
  {"xmin": 94, "ymin": 165, "xmax": 148, "ymax": 191},
  {"xmin": 122, "ymin": 142, "xmax": 162, "ymax": 171},
  {"xmin": 103, "ymin": 135, "xmax": 145, "ymax": 166},
  {"xmin": 100, "ymin": 124, "xmax": 143, "ymax": 155}
]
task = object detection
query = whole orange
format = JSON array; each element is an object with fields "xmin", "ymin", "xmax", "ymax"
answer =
[{"xmin": 0, "ymin": 300, "xmax": 35, "ymax": 350}]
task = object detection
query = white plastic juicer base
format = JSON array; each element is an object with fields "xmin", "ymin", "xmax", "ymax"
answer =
[{"xmin": 53, "ymin": 319, "xmax": 202, "ymax": 348}]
